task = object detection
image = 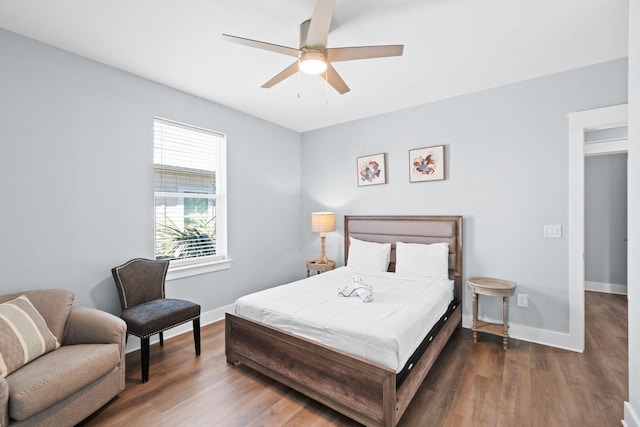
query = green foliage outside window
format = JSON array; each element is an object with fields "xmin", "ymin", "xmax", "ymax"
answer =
[{"xmin": 156, "ymin": 216, "xmax": 216, "ymax": 260}]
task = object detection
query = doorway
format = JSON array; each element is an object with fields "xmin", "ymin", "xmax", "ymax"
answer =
[
  {"xmin": 568, "ymin": 104, "xmax": 628, "ymax": 353},
  {"xmin": 585, "ymin": 152, "xmax": 628, "ymax": 295}
]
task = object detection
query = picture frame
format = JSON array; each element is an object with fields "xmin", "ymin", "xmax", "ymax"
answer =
[
  {"xmin": 357, "ymin": 153, "xmax": 387, "ymax": 187},
  {"xmin": 409, "ymin": 145, "xmax": 445, "ymax": 182}
]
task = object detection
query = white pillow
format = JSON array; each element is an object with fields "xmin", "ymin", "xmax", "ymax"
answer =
[
  {"xmin": 347, "ymin": 237, "xmax": 391, "ymax": 272},
  {"xmin": 395, "ymin": 242, "xmax": 450, "ymax": 279}
]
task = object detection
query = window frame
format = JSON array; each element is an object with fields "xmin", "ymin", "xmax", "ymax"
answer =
[{"xmin": 153, "ymin": 117, "xmax": 231, "ymax": 280}]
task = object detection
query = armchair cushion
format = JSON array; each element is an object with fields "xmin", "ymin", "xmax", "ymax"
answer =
[
  {"xmin": 6, "ymin": 344, "xmax": 121, "ymax": 421},
  {"xmin": 0, "ymin": 295, "xmax": 60, "ymax": 377},
  {"xmin": 63, "ymin": 306, "xmax": 127, "ymax": 348},
  {"xmin": 121, "ymin": 298, "xmax": 200, "ymax": 338}
]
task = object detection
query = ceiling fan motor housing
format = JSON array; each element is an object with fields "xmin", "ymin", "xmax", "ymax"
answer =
[{"xmin": 299, "ymin": 50, "xmax": 327, "ymax": 74}]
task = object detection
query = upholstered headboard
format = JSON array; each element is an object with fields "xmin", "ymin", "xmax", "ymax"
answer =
[{"xmin": 344, "ymin": 215, "xmax": 463, "ymax": 301}]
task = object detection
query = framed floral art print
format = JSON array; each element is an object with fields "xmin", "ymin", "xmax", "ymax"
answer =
[
  {"xmin": 357, "ymin": 153, "xmax": 387, "ymax": 187},
  {"xmin": 409, "ymin": 145, "xmax": 445, "ymax": 182}
]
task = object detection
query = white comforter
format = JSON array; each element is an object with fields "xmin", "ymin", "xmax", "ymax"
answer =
[{"xmin": 235, "ymin": 266, "xmax": 453, "ymax": 372}]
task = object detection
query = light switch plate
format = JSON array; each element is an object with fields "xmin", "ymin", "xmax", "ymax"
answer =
[{"xmin": 544, "ymin": 224, "xmax": 562, "ymax": 238}]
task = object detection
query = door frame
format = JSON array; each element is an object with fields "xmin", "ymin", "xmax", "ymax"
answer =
[{"xmin": 568, "ymin": 103, "xmax": 628, "ymax": 352}]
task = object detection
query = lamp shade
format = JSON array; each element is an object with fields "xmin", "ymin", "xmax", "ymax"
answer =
[{"xmin": 311, "ymin": 212, "xmax": 336, "ymax": 233}]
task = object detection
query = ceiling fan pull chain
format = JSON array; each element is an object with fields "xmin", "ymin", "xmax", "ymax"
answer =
[
  {"xmin": 325, "ymin": 72, "xmax": 329, "ymax": 105},
  {"xmin": 298, "ymin": 64, "xmax": 301, "ymax": 100}
]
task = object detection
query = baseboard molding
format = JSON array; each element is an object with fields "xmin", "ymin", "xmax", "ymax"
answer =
[
  {"xmin": 147, "ymin": 304, "xmax": 581, "ymax": 354},
  {"xmin": 462, "ymin": 313, "xmax": 581, "ymax": 352},
  {"xmin": 125, "ymin": 303, "xmax": 235, "ymax": 354},
  {"xmin": 624, "ymin": 401, "xmax": 640, "ymax": 427},
  {"xmin": 585, "ymin": 281, "xmax": 627, "ymax": 295}
]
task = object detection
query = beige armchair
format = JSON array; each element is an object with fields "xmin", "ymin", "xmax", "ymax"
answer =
[{"xmin": 0, "ymin": 289, "xmax": 126, "ymax": 427}]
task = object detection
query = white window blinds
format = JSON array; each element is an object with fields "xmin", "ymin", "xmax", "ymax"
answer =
[{"xmin": 154, "ymin": 118, "xmax": 226, "ymax": 263}]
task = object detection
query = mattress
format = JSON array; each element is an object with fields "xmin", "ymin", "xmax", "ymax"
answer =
[{"xmin": 235, "ymin": 266, "xmax": 453, "ymax": 373}]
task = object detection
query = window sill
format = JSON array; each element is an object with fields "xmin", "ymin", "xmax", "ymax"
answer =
[{"xmin": 166, "ymin": 258, "xmax": 233, "ymax": 281}]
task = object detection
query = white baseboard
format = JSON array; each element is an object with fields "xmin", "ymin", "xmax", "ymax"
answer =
[
  {"xmin": 462, "ymin": 313, "xmax": 582, "ymax": 352},
  {"xmin": 125, "ymin": 303, "xmax": 235, "ymax": 354},
  {"xmin": 147, "ymin": 304, "xmax": 587, "ymax": 354},
  {"xmin": 138, "ymin": 307, "xmax": 573, "ymax": 353},
  {"xmin": 585, "ymin": 281, "xmax": 628, "ymax": 295},
  {"xmin": 624, "ymin": 401, "xmax": 640, "ymax": 427}
]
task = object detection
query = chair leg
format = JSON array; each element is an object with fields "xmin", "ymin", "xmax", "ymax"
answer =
[
  {"xmin": 193, "ymin": 318, "xmax": 201, "ymax": 356},
  {"xmin": 159, "ymin": 331, "xmax": 164, "ymax": 346},
  {"xmin": 141, "ymin": 337, "xmax": 150, "ymax": 383}
]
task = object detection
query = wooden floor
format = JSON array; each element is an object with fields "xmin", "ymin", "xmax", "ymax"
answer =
[{"xmin": 82, "ymin": 291, "xmax": 628, "ymax": 427}]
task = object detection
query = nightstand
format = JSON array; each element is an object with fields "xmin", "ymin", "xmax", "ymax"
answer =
[
  {"xmin": 306, "ymin": 260, "xmax": 335, "ymax": 277},
  {"xmin": 467, "ymin": 276, "xmax": 517, "ymax": 350}
]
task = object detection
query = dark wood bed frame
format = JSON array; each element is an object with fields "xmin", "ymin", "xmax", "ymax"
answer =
[{"xmin": 226, "ymin": 215, "xmax": 463, "ymax": 427}]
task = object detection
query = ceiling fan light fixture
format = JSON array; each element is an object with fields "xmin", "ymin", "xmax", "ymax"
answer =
[{"xmin": 299, "ymin": 51, "xmax": 327, "ymax": 75}]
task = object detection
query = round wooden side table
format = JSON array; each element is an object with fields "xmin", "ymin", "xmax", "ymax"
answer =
[
  {"xmin": 306, "ymin": 260, "xmax": 335, "ymax": 277},
  {"xmin": 467, "ymin": 277, "xmax": 516, "ymax": 350}
]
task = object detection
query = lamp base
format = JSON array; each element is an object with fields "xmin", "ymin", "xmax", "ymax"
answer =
[{"xmin": 316, "ymin": 234, "xmax": 329, "ymax": 264}]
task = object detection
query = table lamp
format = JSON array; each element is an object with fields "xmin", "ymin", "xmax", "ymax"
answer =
[{"xmin": 311, "ymin": 212, "xmax": 336, "ymax": 264}]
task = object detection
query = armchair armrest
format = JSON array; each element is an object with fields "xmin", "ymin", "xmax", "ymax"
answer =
[
  {"xmin": 1, "ymin": 376, "xmax": 8, "ymax": 427},
  {"xmin": 62, "ymin": 307, "xmax": 126, "ymax": 354}
]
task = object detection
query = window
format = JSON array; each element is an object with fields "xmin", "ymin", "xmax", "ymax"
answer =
[{"xmin": 154, "ymin": 118, "xmax": 229, "ymax": 279}]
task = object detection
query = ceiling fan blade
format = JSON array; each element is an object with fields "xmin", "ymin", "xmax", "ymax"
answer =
[
  {"xmin": 222, "ymin": 34, "xmax": 299, "ymax": 57},
  {"xmin": 262, "ymin": 61, "xmax": 300, "ymax": 88},
  {"xmin": 306, "ymin": 0, "xmax": 335, "ymax": 48},
  {"xmin": 321, "ymin": 64, "xmax": 350, "ymax": 95},
  {"xmin": 327, "ymin": 45, "xmax": 404, "ymax": 62}
]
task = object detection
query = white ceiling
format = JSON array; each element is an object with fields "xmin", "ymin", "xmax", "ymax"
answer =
[{"xmin": 0, "ymin": 0, "xmax": 629, "ymax": 132}]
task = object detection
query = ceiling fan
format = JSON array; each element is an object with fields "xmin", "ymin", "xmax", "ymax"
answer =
[{"xmin": 222, "ymin": 0, "xmax": 404, "ymax": 94}]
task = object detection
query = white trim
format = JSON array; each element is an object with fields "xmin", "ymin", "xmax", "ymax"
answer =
[
  {"xmin": 462, "ymin": 314, "xmax": 577, "ymax": 351},
  {"xmin": 125, "ymin": 303, "xmax": 236, "ymax": 354},
  {"xmin": 166, "ymin": 257, "xmax": 233, "ymax": 280},
  {"xmin": 568, "ymin": 114, "xmax": 587, "ymax": 352},
  {"xmin": 584, "ymin": 138, "xmax": 629, "ymax": 156},
  {"xmin": 128, "ymin": 302, "xmax": 611, "ymax": 363},
  {"xmin": 568, "ymin": 104, "xmax": 628, "ymax": 353},
  {"xmin": 624, "ymin": 401, "xmax": 640, "ymax": 427},
  {"xmin": 584, "ymin": 281, "xmax": 628, "ymax": 295},
  {"xmin": 569, "ymin": 105, "xmax": 628, "ymax": 130},
  {"xmin": 154, "ymin": 116, "xmax": 226, "ymax": 139}
]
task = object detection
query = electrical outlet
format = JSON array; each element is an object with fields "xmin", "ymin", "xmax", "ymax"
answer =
[{"xmin": 517, "ymin": 293, "xmax": 528, "ymax": 307}]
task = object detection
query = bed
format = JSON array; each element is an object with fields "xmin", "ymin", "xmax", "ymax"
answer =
[{"xmin": 225, "ymin": 215, "xmax": 463, "ymax": 427}]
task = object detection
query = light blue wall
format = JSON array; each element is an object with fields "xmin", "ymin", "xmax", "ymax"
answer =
[
  {"xmin": 0, "ymin": 28, "xmax": 303, "ymax": 315},
  {"xmin": 585, "ymin": 153, "xmax": 628, "ymax": 286},
  {"xmin": 301, "ymin": 58, "xmax": 628, "ymax": 333}
]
